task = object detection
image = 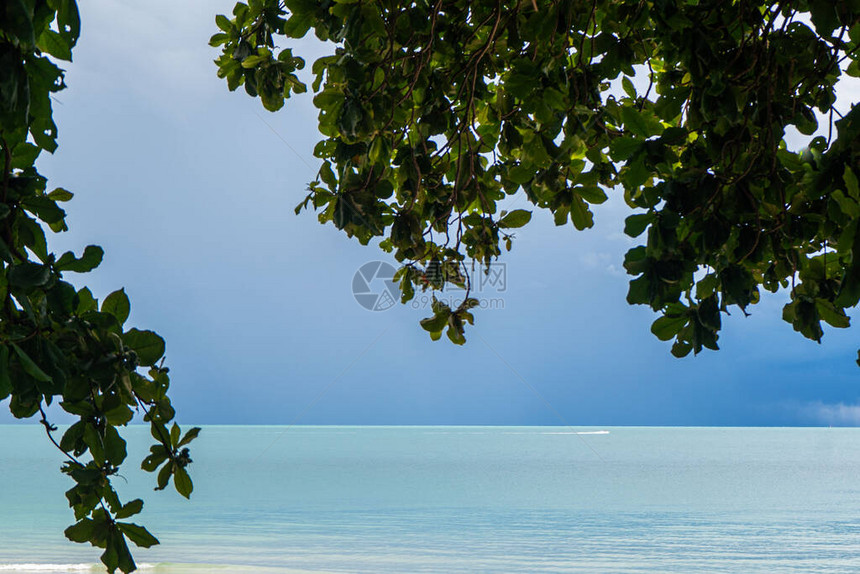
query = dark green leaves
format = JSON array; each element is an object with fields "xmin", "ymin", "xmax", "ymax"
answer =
[
  {"xmin": 114, "ymin": 499, "xmax": 144, "ymax": 520},
  {"xmin": 215, "ymin": 0, "xmax": 860, "ymax": 365},
  {"xmin": 55, "ymin": 245, "xmax": 104, "ymax": 273},
  {"xmin": 123, "ymin": 329, "xmax": 165, "ymax": 366},
  {"xmin": 1, "ymin": 0, "xmax": 36, "ymax": 46},
  {"xmin": 8, "ymin": 262, "xmax": 51, "ymax": 288},
  {"xmin": 215, "ymin": 14, "xmax": 232, "ymax": 33},
  {"xmin": 420, "ymin": 305, "xmax": 450, "ymax": 341},
  {"xmin": 141, "ymin": 421, "xmax": 199, "ymax": 500},
  {"xmin": 48, "ymin": 187, "xmax": 74, "ymax": 202},
  {"xmin": 418, "ymin": 298, "xmax": 474, "ymax": 345},
  {"xmin": 117, "ymin": 523, "xmax": 159, "ymax": 548},
  {"xmin": 2, "ymin": 3, "xmax": 191, "ymax": 571},
  {"xmin": 56, "ymin": 0, "xmax": 81, "ymax": 46},
  {"xmin": 64, "ymin": 519, "xmax": 95, "ymax": 544},
  {"xmin": 0, "ymin": 43, "xmax": 30, "ymax": 127},
  {"xmin": 102, "ymin": 289, "xmax": 130, "ymax": 325},
  {"xmin": 104, "ymin": 425, "xmax": 128, "ymax": 466},
  {"xmin": 177, "ymin": 426, "xmax": 201, "ymax": 447},
  {"xmin": 0, "ymin": 347, "xmax": 12, "ymax": 400},
  {"xmin": 37, "ymin": 29, "xmax": 72, "ymax": 61},
  {"xmin": 624, "ymin": 213, "xmax": 654, "ymax": 238},
  {"xmin": 12, "ymin": 343, "xmax": 52, "ymax": 382},
  {"xmin": 173, "ymin": 467, "xmax": 193, "ymax": 499},
  {"xmin": 141, "ymin": 445, "xmax": 168, "ymax": 472},
  {"xmin": 620, "ymin": 107, "xmax": 652, "ymax": 138},
  {"xmin": 498, "ymin": 210, "xmax": 532, "ymax": 229},
  {"xmin": 651, "ymin": 314, "xmax": 688, "ymax": 342}
]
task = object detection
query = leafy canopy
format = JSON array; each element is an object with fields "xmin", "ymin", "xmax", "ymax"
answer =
[
  {"xmin": 214, "ymin": 0, "xmax": 860, "ymax": 364},
  {"xmin": 0, "ymin": 1, "xmax": 198, "ymax": 572}
]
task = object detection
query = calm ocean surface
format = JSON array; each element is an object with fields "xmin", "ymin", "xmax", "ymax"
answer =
[{"xmin": 2, "ymin": 425, "xmax": 860, "ymax": 573}]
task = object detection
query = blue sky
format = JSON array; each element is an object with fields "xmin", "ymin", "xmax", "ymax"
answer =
[{"xmin": 3, "ymin": 0, "xmax": 858, "ymax": 427}]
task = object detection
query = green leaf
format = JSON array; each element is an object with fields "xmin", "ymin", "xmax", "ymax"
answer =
[
  {"xmin": 0, "ymin": 346, "xmax": 11, "ymax": 400},
  {"xmin": 103, "ymin": 425, "xmax": 127, "ymax": 466},
  {"xmin": 2, "ymin": 0, "xmax": 35, "ymax": 45},
  {"xmin": 569, "ymin": 196, "xmax": 593, "ymax": 230},
  {"xmin": 105, "ymin": 404, "xmax": 134, "ymax": 426},
  {"xmin": 446, "ymin": 325, "xmax": 466, "ymax": 345},
  {"xmin": 156, "ymin": 461, "xmax": 173, "ymax": 491},
  {"xmin": 178, "ymin": 427, "xmax": 201, "ymax": 447},
  {"xmin": 170, "ymin": 423, "xmax": 180, "ymax": 446},
  {"xmin": 37, "ymin": 30, "xmax": 72, "ymax": 61},
  {"xmin": 831, "ymin": 190, "xmax": 860, "ymax": 219},
  {"xmin": 420, "ymin": 311, "xmax": 449, "ymax": 333},
  {"xmin": 816, "ymin": 300, "xmax": 850, "ymax": 329},
  {"xmin": 808, "ymin": 0, "xmax": 839, "ymax": 36},
  {"xmin": 623, "ymin": 157, "xmax": 651, "ymax": 189},
  {"xmin": 102, "ymin": 289, "xmax": 130, "ymax": 325},
  {"xmin": 215, "ymin": 14, "xmax": 232, "ymax": 32},
  {"xmin": 660, "ymin": 127, "xmax": 687, "ymax": 145},
  {"xmin": 627, "ymin": 275, "xmax": 652, "ymax": 305},
  {"xmin": 76, "ymin": 287, "xmax": 97, "ymax": 313},
  {"xmin": 11, "ymin": 344, "xmax": 52, "ymax": 382},
  {"xmin": 104, "ymin": 530, "xmax": 136, "ymax": 574},
  {"xmin": 624, "ymin": 213, "xmax": 654, "ymax": 237},
  {"xmin": 240, "ymin": 54, "xmax": 266, "ymax": 68},
  {"xmin": 209, "ymin": 32, "xmax": 229, "ymax": 47},
  {"xmin": 0, "ymin": 236, "xmax": 11, "ymax": 263},
  {"xmin": 115, "ymin": 499, "xmax": 144, "ymax": 520},
  {"xmin": 576, "ymin": 186, "xmax": 608, "ymax": 204},
  {"xmin": 621, "ymin": 106, "xmax": 650, "ymax": 138},
  {"xmin": 57, "ymin": 0, "xmax": 81, "ymax": 45},
  {"xmin": 141, "ymin": 448, "xmax": 168, "ymax": 472},
  {"xmin": 621, "ymin": 76, "xmax": 636, "ymax": 99},
  {"xmin": 123, "ymin": 329, "xmax": 165, "ymax": 367},
  {"xmin": 173, "ymin": 466, "xmax": 193, "ymax": 499},
  {"xmin": 60, "ymin": 421, "xmax": 85, "ymax": 452},
  {"xmin": 48, "ymin": 187, "xmax": 74, "ymax": 202},
  {"xmin": 651, "ymin": 315, "xmax": 688, "ymax": 341},
  {"xmin": 11, "ymin": 141, "xmax": 40, "ymax": 168},
  {"xmin": 283, "ymin": 12, "xmax": 314, "ymax": 38},
  {"xmin": 671, "ymin": 340, "xmax": 693, "ymax": 358},
  {"xmin": 118, "ymin": 522, "xmax": 159, "ymax": 548},
  {"xmin": 8, "ymin": 263, "xmax": 51, "ymax": 288},
  {"xmin": 83, "ymin": 424, "xmax": 105, "ymax": 464},
  {"xmin": 21, "ymin": 195, "xmax": 66, "ymax": 225},
  {"xmin": 498, "ymin": 209, "xmax": 532, "ymax": 229},
  {"xmin": 844, "ymin": 167, "xmax": 859, "ymax": 201},
  {"xmin": 507, "ymin": 165, "xmax": 534, "ymax": 184},
  {"xmin": 696, "ymin": 274, "xmax": 719, "ymax": 299},
  {"xmin": 64, "ymin": 519, "xmax": 94, "ymax": 544},
  {"xmin": 55, "ymin": 245, "xmax": 104, "ymax": 273}
]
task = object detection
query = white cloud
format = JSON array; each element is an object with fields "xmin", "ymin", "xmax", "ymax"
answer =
[
  {"xmin": 796, "ymin": 401, "xmax": 860, "ymax": 426},
  {"xmin": 579, "ymin": 251, "xmax": 625, "ymax": 277}
]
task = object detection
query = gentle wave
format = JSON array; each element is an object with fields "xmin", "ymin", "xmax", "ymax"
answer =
[
  {"xmin": 0, "ymin": 563, "xmax": 312, "ymax": 574},
  {"xmin": 497, "ymin": 430, "xmax": 611, "ymax": 435},
  {"xmin": 0, "ymin": 565, "xmax": 156, "ymax": 573},
  {"xmin": 540, "ymin": 430, "xmax": 611, "ymax": 435},
  {"xmin": 0, "ymin": 566, "xmax": 99, "ymax": 573}
]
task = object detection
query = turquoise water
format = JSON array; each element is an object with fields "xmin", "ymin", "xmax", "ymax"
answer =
[{"xmin": 2, "ymin": 426, "xmax": 860, "ymax": 572}]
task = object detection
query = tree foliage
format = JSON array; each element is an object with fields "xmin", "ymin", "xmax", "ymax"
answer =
[
  {"xmin": 0, "ymin": 1, "xmax": 198, "ymax": 572},
  {"xmin": 214, "ymin": 0, "xmax": 860, "ymax": 365}
]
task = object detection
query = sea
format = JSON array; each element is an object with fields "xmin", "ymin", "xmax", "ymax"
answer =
[{"xmin": 2, "ymin": 425, "xmax": 860, "ymax": 573}]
